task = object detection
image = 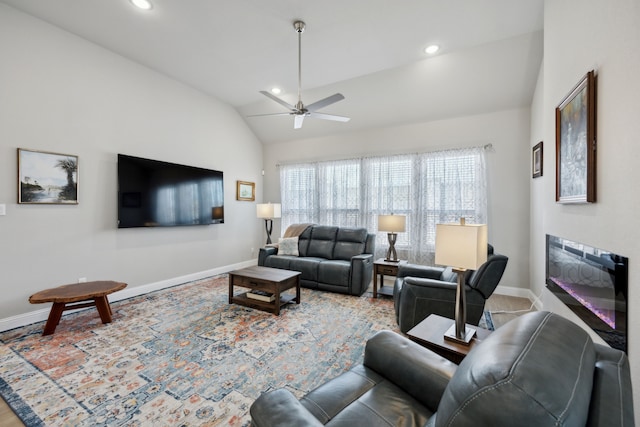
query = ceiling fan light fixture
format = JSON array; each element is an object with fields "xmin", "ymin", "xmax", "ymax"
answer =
[
  {"xmin": 130, "ymin": 0, "xmax": 153, "ymax": 11},
  {"xmin": 424, "ymin": 44, "xmax": 440, "ymax": 55}
]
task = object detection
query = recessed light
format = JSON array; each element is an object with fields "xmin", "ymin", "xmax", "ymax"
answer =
[
  {"xmin": 271, "ymin": 87, "xmax": 282, "ymax": 95},
  {"xmin": 130, "ymin": 0, "xmax": 153, "ymax": 10},
  {"xmin": 424, "ymin": 45, "xmax": 440, "ymax": 55}
]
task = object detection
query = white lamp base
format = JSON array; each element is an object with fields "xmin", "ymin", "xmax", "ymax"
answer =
[{"xmin": 443, "ymin": 323, "xmax": 476, "ymax": 345}]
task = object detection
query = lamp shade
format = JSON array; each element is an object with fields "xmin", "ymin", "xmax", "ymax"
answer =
[
  {"xmin": 435, "ymin": 222, "xmax": 487, "ymax": 270},
  {"xmin": 256, "ymin": 203, "xmax": 281, "ymax": 219},
  {"xmin": 378, "ymin": 214, "xmax": 406, "ymax": 233}
]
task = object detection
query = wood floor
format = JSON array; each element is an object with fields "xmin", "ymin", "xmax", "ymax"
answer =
[{"xmin": 0, "ymin": 293, "xmax": 533, "ymax": 426}]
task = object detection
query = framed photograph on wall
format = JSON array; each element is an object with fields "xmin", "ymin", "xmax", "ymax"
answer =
[
  {"xmin": 236, "ymin": 180, "xmax": 255, "ymax": 201},
  {"xmin": 555, "ymin": 70, "xmax": 596, "ymax": 203},
  {"xmin": 532, "ymin": 141, "xmax": 543, "ymax": 178},
  {"xmin": 18, "ymin": 148, "xmax": 78, "ymax": 204}
]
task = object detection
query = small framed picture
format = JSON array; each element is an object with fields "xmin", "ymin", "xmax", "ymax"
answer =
[
  {"xmin": 532, "ymin": 141, "xmax": 543, "ymax": 178},
  {"xmin": 18, "ymin": 148, "xmax": 78, "ymax": 204},
  {"xmin": 236, "ymin": 180, "xmax": 255, "ymax": 201}
]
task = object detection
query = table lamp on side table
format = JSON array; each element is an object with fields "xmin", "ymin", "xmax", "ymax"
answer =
[
  {"xmin": 435, "ymin": 218, "xmax": 487, "ymax": 345},
  {"xmin": 257, "ymin": 203, "xmax": 281, "ymax": 245},
  {"xmin": 378, "ymin": 214, "xmax": 406, "ymax": 262}
]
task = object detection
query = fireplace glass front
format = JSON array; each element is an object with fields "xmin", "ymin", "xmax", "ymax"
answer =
[{"xmin": 546, "ymin": 234, "xmax": 628, "ymax": 352}]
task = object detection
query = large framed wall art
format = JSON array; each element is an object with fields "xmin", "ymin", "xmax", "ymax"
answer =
[
  {"xmin": 555, "ymin": 70, "xmax": 596, "ymax": 203},
  {"xmin": 18, "ymin": 148, "xmax": 78, "ymax": 204}
]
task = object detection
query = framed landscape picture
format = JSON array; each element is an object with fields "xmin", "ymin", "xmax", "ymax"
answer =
[
  {"xmin": 236, "ymin": 180, "xmax": 255, "ymax": 201},
  {"xmin": 555, "ymin": 71, "xmax": 596, "ymax": 203},
  {"xmin": 532, "ymin": 141, "xmax": 543, "ymax": 178},
  {"xmin": 18, "ymin": 149, "xmax": 78, "ymax": 204}
]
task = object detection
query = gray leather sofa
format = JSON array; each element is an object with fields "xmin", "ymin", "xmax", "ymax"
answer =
[
  {"xmin": 394, "ymin": 244, "xmax": 508, "ymax": 333},
  {"xmin": 250, "ymin": 311, "xmax": 634, "ymax": 426},
  {"xmin": 258, "ymin": 225, "xmax": 375, "ymax": 296}
]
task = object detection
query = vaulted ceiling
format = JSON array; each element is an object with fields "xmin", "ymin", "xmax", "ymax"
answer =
[{"xmin": 1, "ymin": 0, "xmax": 544, "ymax": 144}]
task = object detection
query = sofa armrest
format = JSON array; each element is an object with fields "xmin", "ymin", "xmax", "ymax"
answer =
[
  {"xmin": 258, "ymin": 246, "xmax": 278, "ymax": 266},
  {"xmin": 588, "ymin": 344, "xmax": 635, "ymax": 426},
  {"xmin": 349, "ymin": 253, "xmax": 374, "ymax": 296},
  {"xmin": 403, "ymin": 276, "xmax": 459, "ymax": 291},
  {"xmin": 250, "ymin": 389, "xmax": 324, "ymax": 427},
  {"xmin": 363, "ymin": 330, "xmax": 457, "ymax": 411},
  {"xmin": 397, "ymin": 264, "xmax": 446, "ymax": 280}
]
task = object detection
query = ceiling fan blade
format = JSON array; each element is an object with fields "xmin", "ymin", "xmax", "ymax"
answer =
[
  {"xmin": 259, "ymin": 91, "xmax": 296, "ymax": 111},
  {"xmin": 294, "ymin": 114, "xmax": 305, "ymax": 129},
  {"xmin": 305, "ymin": 93, "xmax": 345, "ymax": 112},
  {"xmin": 246, "ymin": 112, "xmax": 292, "ymax": 118},
  {"xmin": 309, "ymin": 112, "xmax": 351, "ymax": 122}
]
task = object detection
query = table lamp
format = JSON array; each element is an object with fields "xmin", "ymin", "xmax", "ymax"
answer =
[
  {"xmin": 435, "ymin": 218, "xmax": 487, "ymax": 345},
  {"xmin": 256, "ymin": 203, "xmax": 281, "ymax": 244},
  {"xmin": 378, "ymin": 214, "xmax": 406, "ymax": 262}
]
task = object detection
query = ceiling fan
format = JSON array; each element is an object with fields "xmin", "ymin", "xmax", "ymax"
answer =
[{"xmin": 248, "ymin": 20, "xmax": 350, "ymax": 129}]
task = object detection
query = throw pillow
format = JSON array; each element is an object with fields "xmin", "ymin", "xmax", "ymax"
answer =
[{"xmin": 278, "ymin": 237, "xmax": 299, "ymax": 256}]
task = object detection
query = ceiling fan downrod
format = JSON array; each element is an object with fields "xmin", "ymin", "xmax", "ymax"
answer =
[{"xmin": 294, "ymin": 20, "xmax": 305, "ymax": 111}]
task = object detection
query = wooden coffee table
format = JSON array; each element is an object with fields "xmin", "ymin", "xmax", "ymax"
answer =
[
  {"xmin": 29, "ymin": 280, "xmax": 127, "ymax": 335},
  {"xmin": 406, "ymin": 314, "xmax": 492, "ymax": 364},
  {"xmin": 228, "ymin": 266, "xmax": 301, "ymax": 315}
]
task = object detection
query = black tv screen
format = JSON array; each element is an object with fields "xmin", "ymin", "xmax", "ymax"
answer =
[{"xmin": 117, "ymin": 154, "xmax": 224, "ymax": 228}]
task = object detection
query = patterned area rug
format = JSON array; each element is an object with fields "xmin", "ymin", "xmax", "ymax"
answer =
[{"xmin": 0, "ymin": 276, "xmax": 399, "ymax": 426}]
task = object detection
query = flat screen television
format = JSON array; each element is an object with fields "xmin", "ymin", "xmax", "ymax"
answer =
[{"xmin": 117, "ymin": 154, "xmax": 224, "ymax": 228}]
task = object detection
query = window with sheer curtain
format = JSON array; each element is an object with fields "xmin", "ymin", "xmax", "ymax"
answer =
[{"xmin": 279, "ymin": 147, "xmax": 487, "ymax": 264}]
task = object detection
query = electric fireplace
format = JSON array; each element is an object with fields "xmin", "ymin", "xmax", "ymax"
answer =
[{"xmin": 546, "ymin": 235, "xmax": 628, "ymax": 352}]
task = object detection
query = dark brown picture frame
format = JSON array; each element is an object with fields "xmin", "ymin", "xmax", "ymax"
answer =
[
  {"xmin": 555, "ymin": 71, "xmax": 596, "ymax": 203},
  {"xmin": 532, "ymin": 141, "xmax": 543, "ymax": 178}
]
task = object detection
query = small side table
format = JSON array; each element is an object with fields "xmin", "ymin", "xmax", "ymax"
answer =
[
  {"xmin": 373, "ymin": 258, "xmax": 407, "ymax": 298},
  {"xmin": 406, "ymin": 314, "xmax": 492, "ymax": 364}
]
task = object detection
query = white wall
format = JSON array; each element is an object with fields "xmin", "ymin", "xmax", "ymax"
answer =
[
  {"xmin": 262, "ymin": 108, "xmax": 532, "ymax": 295},
  {"xmin": 533, "ymin": 0, "xmax": 640, "ymax": 419},
  {"xmin": 0, "ymin": 5, "xmax": 264, "ymax": 324}
]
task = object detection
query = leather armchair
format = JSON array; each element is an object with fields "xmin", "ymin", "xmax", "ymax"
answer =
[
  {"xmin": 393, "ymin": 244, "xmax": 508, "ymax": 333},
  {"xmin": 250, "ymin": 311, "xmax": 634, "ymax": 426}
]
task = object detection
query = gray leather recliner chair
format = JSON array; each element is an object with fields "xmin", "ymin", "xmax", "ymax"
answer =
[
  {"xmin": 250, "ymin": 311, "xmax": 634, "ymax": 426},
  {"xmin": 394, "ymin": 244, "xmax": 508, "ymax": 333}
]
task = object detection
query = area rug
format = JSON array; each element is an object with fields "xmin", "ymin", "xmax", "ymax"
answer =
[{"xmin": 0, "ymin": 276, "xmax": 400, "ymax": 426}]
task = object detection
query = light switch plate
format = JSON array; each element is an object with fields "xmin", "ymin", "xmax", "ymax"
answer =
[{"xmin": 0, "ymin": 204, "xmax": 5, "ymax": 216}]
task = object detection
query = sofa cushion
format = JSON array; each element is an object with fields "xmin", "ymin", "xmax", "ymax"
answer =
[
  {"xmin": 301, "ymin": 365, "xmax": 433, "ymax": 426},
  {"xmin": 435, "ymin": 311, "xmax": 596, "ymax": 427},
  {"xmin": 333, "ymin": 228, "xmax": 368, "ymax": 261},
  {"xmin": 278, "ymin": 237, "xmax": 299, "ymax": 256},
  {"xmin": 318, "ymin": 260, "xmax": 351, "ymax": 287},
  {"xmin": 307, "ymin": 226, "xmax": 338, "ymax": 259},
  {"xmin": 297, "ymin": 226, "xmax": 313, "ymax": 257},
  {"xmin": 288, "ymin": 257, "xmax": 325, "ymax": 282}
]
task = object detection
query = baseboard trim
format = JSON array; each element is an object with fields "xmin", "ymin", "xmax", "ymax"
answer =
[
  {"xmin": 494, "ymin": 285, "xmax": 543, "ymax": 310},
  {"xmin": 0, "ymin": 259, "xmax": 256, "ymax": 333}
]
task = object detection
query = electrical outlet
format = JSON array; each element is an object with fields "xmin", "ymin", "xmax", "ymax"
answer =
[
  {"xmin": 78, "ymin": 277, "xmax": 87, "ymax": 283},
  {"xmin": 251, "ymin": 247, "xmax": 255, "ymax": 256},
  {"xmin": 0, "ymin": 204, "xmax": 5, "ymax": 216}
]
